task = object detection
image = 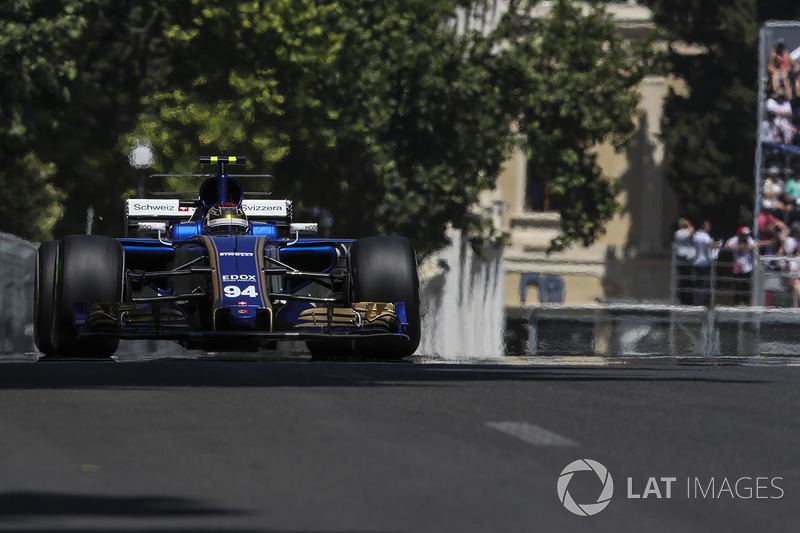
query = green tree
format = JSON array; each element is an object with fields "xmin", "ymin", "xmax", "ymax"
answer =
[
  {"xmin": 129, "ymin": 0, "xmax": 343, "ymax": 172},
  {"xmin": 3, "ymin": 0, "xmax": 644, "ymax": 254},
  {"xmin": 48, "ymin": 1, "xmax": 172, "ymax": 237},
  {"xmin": 0, "ymin": 1, "xmax": 77, "ymax": 240},
  {"xmin": 642, "ymin": 0, "xmax": 800, "ymax": 237},
  {"xmin": 133, "ymin": 0, "xmax": 644, "ymax": 256},
  {"xmin": 274, "ymin": 0, "xmax": 518, "ymax": 255},
  {"xmin": 129, "ymin": 0, "xmax": 512, "ymax": 256},
  {"xmin": 0, "ymin": 0, "xmax": 172, "ymax": 240},
  {"xmin": 497, "ymin": 0, "xmax": 646, "ymax": 251}
]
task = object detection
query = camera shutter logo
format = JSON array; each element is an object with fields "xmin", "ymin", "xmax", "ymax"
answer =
[{"xmin": 557, "ymin": 459, "xmax": 614, "ymax": 516}]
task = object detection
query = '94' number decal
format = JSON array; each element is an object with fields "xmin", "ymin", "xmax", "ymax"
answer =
[{"xmin": 224, "ymin": 285, "xmax": 258, "ymax": 298}]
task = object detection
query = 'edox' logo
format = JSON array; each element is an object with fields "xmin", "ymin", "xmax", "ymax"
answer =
[{"xmin": 557, "ymin": 459, "xmax": 614, "ymax": 516}]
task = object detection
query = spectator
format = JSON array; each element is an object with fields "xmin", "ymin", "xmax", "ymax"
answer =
[
  {"xmin": 692, "ymin": 220, "xmax": 717, "ymax": 306},
  {"xmin": 673, "ymin": 218, "xmax": 695, "ymax": 305},
  {"xmin": 766, "ymin": 89, "xmax": 797, "ymax": 143},
  {"xmin": 768, "ymin": 38, "xmax": 798, "ymax": 99},
  {"xmin": 780, "ymin": 221, "xmax": 800, "ymax": 256},
  {"xmin": 780, "ymin": 192, "xmax": 800, "ymax": 226},
  {"xmin": 782, "ymin": 252, "xmax": 800, "ymax": 307},
  {"xmin": 785, "ymin": 173, "xmax": 800, "ymax": 201},
  {"xmin": 725, "ymin": 226, "xmax": 758, "ymax": 306},
  {"xmin": 793, "ymin": 44, "xmax": 800, "ymax": 98},
  {"xmin": 780, "ymin": 225, "xmax": 800, "ymax": 307},
  {"xmin": 757, "ymin": 210, "xmax": 788, "ymax": 255},
  {"xmin": 760, "ymin": 110, "xmax": 782, "ymax": 144},
  {"xmin": 760, "ymin": 110, "xmax": 798, "ymax": 158},
  {"xmin": 762, "ymin": 166, "xmax": 787, "ymax": 217}
]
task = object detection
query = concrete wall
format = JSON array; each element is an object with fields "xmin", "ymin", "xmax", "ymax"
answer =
[{"xmin": 518, "ymin": 304, "xmax": 800, "ymax": 357}]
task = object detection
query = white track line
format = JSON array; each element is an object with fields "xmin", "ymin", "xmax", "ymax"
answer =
[{"xmin": 487, "ymin": 421, "xmax": 579, "ymax": 447}]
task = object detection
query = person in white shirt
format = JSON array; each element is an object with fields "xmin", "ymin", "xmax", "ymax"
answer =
[
  {"xmin": 692, "ymin": 221, "xmax": 716, "ymax": 306},
  {"xmin": 766, "ymin": 89, "xmax": 797, "ymax": 143},
  {"xmin": 784, "ymin": 254, "xmax": 800, "ymax": 307},
  {"xmin": 673, "ymin": 218, "xmax": 695, "ymax": 304},
  {"xmin": 725, "ymin": 226, "xmax": 758, "ymax": 306},
  {"xmin": 779, "ymin": 223, "xmax": 800, "ymax": 307},
  {"xmin": 779, "ymin": 222, "xmax": 800, "ymax": 255},
  {"xmin": 762, "ymin": 167, "xmax": 787, "ymax": 216}
]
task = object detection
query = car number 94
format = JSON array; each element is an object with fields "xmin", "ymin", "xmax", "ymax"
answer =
[{"xmin": 224, "ymin": 285, "xmax": 258, "ymax": 298}]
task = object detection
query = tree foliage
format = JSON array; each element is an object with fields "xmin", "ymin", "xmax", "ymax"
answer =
[
  {"xmin": 273, "ymin": 0, "xmax": 519, "ymax": 254},
  {"xmin": 131, "ymin": 0, "xmax": 644, "ymax": 255},
  {"xmin": 0, "ymin": 0, "xmax": 172, "ymax": 239},
  {"xmin": 128, "ymin": 0, "xmax": 518, "ymax": 255},
  {"xmin": 129, "ymin": 0, "xmax": 342, "ymax": 171},
  {"xmin": 0, "ymin": 1, "xmax": 78, "ymax": 240},
  {"xmin": 2, "ymin": 0, "xmax": 645, "ymax": 257}
]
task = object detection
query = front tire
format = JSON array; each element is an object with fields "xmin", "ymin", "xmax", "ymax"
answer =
[
  {"xmin": 34, "ymin": 240, "xmax": 60, "ymax": 355},
  {"xmin": 52, "ymin": 235, "xmax": 124, "ymax": 357},
  {"xmin": 349, "ymin": 236, "xmax": 421, "ymax": 359}
]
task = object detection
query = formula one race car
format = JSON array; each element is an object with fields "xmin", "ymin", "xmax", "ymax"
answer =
[{"xmin": 34, "ymin": 156, "xmax": 420, "ymax": 360}]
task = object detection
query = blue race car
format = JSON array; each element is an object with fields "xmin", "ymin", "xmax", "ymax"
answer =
[{"xmin": 34, "ymin": 156, "xmax": 420, "ymax": 359}]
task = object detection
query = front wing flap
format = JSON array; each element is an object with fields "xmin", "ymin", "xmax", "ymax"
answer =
[{"xmin": 74, "ymin": 300, "xmax": 411, "ymax": 343}]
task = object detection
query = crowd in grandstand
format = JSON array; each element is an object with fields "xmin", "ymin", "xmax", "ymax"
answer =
[
  {"xmin": 676, "ymin": 38, "xmax": 800, "ymax": 307},
  {"xmin": 761, "ymin": 38, "xmax": 800, "ymax": 158},
  {"xmin": 757, "ymin": 38, "xmax": 800, "ymax": 306}
]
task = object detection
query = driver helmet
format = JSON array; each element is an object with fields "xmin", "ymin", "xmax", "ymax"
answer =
[{"xmin": 205, "ymin": 202, "xmax": 249, "ymax": 235}]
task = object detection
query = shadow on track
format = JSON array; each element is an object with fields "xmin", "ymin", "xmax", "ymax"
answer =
[
  {"xmin": 0, "ymin": 491, "xmax": 240, "ymax": 519},
  {"xmin": 0, "ymin": 491, "xmax": 275, "ymax": 533},
  {"xmin": 0, "ymin": 359, "xmax": 771, "ymax": 389}
]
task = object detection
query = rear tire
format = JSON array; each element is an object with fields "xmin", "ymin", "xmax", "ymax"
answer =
[
  {"xmin": 349, "ymin": 236, "xmax": 421, "ymax": 359},
  {"xmin": 34, "ymin": 240, "xmax": 59, "ymax": 355},
  {"xmin": 52, "ymin": 235, "xmax": 124, "ymax": 357}
]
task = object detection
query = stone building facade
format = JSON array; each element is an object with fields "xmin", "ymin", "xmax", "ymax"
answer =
[{"xmin": 488, "ymin": 1, "xmax": 679, "ymax": 306}]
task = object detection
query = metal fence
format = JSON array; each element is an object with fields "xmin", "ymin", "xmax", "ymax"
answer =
[
  {"xmin": 0, "ymin": 232, "xmax": 37, "ymax": 354},
  {"xmin": 505, "ymin": 246, "xmax": 800, "ymax": 357},
  {"xmin": 670, "ymin": 245, "xmax": 800, "ymax": 309}
]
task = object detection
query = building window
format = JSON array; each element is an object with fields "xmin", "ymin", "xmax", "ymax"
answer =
[{"xmin": 525, "ymin": 160, "xmax": 562, "ymax": 212}]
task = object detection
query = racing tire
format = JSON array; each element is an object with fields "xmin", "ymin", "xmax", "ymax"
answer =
[
  {"xmin": 52, "ymin": 235, "xmax": 124, "ymax": 358},
  {"xmin": 349, "ymin": 236, "xmax": 421, "ymax": 360},
  {"xmin": 34, "ymin": 240, "xmax": 60, "ymax": 355}
]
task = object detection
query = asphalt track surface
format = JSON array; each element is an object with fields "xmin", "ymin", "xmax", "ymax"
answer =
[{"xmin": 0, "ymin": 351, "xmax": 799, "ymax": 532}]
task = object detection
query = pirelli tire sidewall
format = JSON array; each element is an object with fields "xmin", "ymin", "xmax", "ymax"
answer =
[
  {"xmin": 34, "ymin": 240, "xmax": 60, "ymax": 355},
  {"xmin": 53, "ymin": 235, "xmax": 124, "ymax": 357},
  {"xmin": 348, "ymin": 235, "xmax": 421, "ymax": 358}
]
